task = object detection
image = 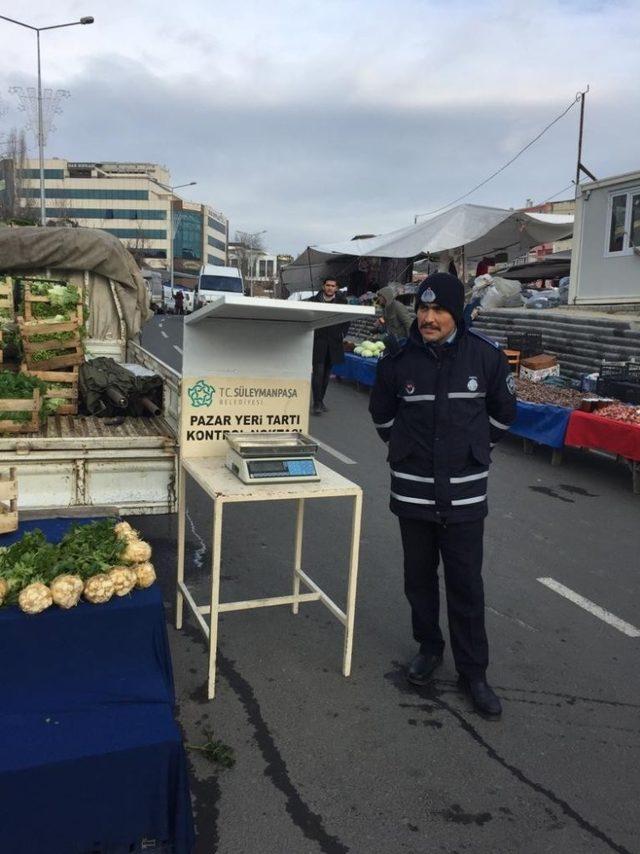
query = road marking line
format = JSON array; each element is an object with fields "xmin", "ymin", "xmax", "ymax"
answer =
[
  {"xmin": 161, "ymin": 330, "xmax": 168, "ymax": 339},
  {"xmin": 308, "ymin": 435, "xmax": 356, "ymax": 465},
  {"xmin": 173, "ymin": 345, "xmax": 183, "ymax": 354},
  {"xmin": 537, "ymin": 577, "xmax": 640, "ymax": 638}
]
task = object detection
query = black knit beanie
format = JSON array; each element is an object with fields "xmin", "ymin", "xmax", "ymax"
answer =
[{"xmin": 415, "ymin": 272, "xmax": 465, "ymax": 323}]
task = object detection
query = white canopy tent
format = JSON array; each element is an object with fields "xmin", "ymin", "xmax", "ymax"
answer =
[{"xmin": 282, "ymin": 204, "xmax": 574, "ymax": 293}]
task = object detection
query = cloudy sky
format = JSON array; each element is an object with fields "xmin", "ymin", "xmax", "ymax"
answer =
[{"xmin": 0, "ymin": 0, "xmax": 638, "ymax": 254}]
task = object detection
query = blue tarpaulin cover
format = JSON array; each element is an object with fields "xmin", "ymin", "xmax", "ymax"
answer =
[
  {"xmin": 332, "ymin": 353, "xmax": 378, "ymax": 387},
  {"xmin": 0, "ymin": 518, "xmax": 195, "ymax": 854},
  {"xmin": 510, "ymin": 400, "xmax": 572, "ymax": 449}
]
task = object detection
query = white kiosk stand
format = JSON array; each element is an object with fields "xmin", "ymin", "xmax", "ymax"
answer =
[{"xmin": 176, "ymin": 294, "xmax": 375, "ymax": 698}]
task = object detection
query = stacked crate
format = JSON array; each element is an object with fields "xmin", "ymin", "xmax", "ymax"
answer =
[
  {"xmin": 19, "ymin": 280, "xmax": 84, "ymax": 416},
  {"xmin": 0, "ymin": 277, "xmax": 16, "ymax": 365}
]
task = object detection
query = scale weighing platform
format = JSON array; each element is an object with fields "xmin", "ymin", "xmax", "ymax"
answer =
[{"xmin": 225, "ymin": 432, "xmax": 320, "ymax": 484}]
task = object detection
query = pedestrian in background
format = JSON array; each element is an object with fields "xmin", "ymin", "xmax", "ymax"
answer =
[
  {"xmin": 174, "ymin": 289, "xmax": 184, "ymax": 316},
  {"xmin": 306, "ymin": 278, "xmax": 349, "ymax": 415},
  {"xmin": 375, "ymin": 282, "xmax": 415, "ymax": 345},
  {"xmin": 369, "ymin": 272, "xmax": 516, "ymax": 718}
]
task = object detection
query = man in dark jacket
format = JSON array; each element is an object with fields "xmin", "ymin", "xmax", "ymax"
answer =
[
  {"xmin": 306, "ymin": 278, "xmax": 349, "ymax": 415},
  {"xmin": 369, "ymin": 272, "xmax": 516, "ymax": 718}
]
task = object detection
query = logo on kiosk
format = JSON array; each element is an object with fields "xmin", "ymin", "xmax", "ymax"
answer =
[{"xmin": 188, "ymin": 380, "xmax": 216, "ymax": 408}]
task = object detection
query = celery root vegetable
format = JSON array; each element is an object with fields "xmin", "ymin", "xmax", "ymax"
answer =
[
  {"xmin": 108, "ymin": 566, "xmax": 137, "ymax": 596},
  {"xmin": 83, "ymin": 574, "xmax": 115, "ymax": 604},
  {"xmin": 50, "ymin": 574, "xmax": 84, "ymax": 609},
  {"xmin": 122, "ymin": 539, "xmax": 152, "ymax": 564},
  {"xmin": 114, "ymin": 521, "xmax": 138, "ymax": 542},
  {"xmin": 19, "ymin": 582, "xmax": 53, "ymax": 614},
  {"xmin": 0, "ymin": 577, "xmax": 8, "ymax": 606},
  {"xmin": 135, "ymin": 562, "xmax": 156, "ymax": 589}
]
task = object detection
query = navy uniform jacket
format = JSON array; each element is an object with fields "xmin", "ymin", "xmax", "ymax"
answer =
[{"xmin": 369, "ymin": 320, "xmax": 516, "ymax": 523}]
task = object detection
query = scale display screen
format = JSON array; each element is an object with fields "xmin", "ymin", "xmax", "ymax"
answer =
[{"xmin": 247, "ymin": 458, "xmax": 317, "ymax": 478}]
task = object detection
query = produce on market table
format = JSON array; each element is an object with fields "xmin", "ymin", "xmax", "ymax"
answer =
[
  {"xmin": 18, "ymin": 581, "xmax": 53, "ymax": 615},
  {"xmin": 50, "ymin": 574, "xmax": 84, "ymax": 609},
  {"xmin": 516, "ymin": 377, "xmax": 585, "ymax": 408},
  {"xmin": 353, "ymin": 340, "xmax": 385, "ymax": 358},
  {"xmin": 135, "ymin": 562, "xmax": 157, "ymax": 589},
  {"xmin": 596, "ymin": 403, "xmax": 640, "ymax": 424},
  {"xmin": 83, "ymin": 573, "xmax": 115, "ymax": 604},
  {"xmin": 108, "ymin": 566, "xmax": 138, "ymax": 597},
  {"xmin": 0, "ymin": 519, "xmax": 157, "ymax": 614}
]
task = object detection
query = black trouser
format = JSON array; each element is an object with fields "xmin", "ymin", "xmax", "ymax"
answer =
[
  {"xmin": 311, "ymin": 352, "xmax": 332, "ymax": 405},
  {"xmin": 398, "ymin": 517, "xmax": 488, "ymax": 679}
]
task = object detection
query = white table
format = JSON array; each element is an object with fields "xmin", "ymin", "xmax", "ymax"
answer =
[{"xmin": 176, "ymin": 457, "xmax": 363, "ymax": 699}]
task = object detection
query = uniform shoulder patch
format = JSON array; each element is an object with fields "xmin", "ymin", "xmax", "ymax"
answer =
[{"xmin": 468, "ymin": 328, "xmax": 500, "ymax": 349}]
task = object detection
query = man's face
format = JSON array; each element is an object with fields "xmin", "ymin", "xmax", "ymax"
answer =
[
  {"xmin": 417, "ymin": 303, "xmax": 456, "ymax": 343},
  {"xmin": 322, "ymin": 280, "xmax": 338, "ymax": 298}
]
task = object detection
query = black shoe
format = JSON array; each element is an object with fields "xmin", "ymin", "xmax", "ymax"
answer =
[
  {"xmin": 407, "ymin": 652, "xmax": 442, "ymax": 686},
  {"xmin": 319, "ymin": 401, "xmax": 329, "ymax": 412},
  {"xmin": 311, "ymin": 404, "xmax": 322, "ymax": 415},
  {"xmin": 459, "ymin": 676, "xmax": 502, "ymax": 719}
]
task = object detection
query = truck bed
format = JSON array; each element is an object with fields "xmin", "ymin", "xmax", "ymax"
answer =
[{"xmin": 0, "ymin": 414, "xmax": 174, "ymax": 449}]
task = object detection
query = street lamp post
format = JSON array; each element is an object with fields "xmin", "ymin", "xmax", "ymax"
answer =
[{"xmin": 0, "ymin": 14, "xmax": 94, "ymax": 226}]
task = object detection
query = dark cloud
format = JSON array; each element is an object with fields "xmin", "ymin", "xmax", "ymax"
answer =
[{"xmin": 2, "ymin": 55, "xmax": 638, "ymax": 254}]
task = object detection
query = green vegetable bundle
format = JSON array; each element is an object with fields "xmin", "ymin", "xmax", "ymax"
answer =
[
  {"xmin": 0, "ymin": 519, "xmax": 156, "ymax": 614},
  {"xmin": 0, "ymin": 371, "xmax": 48, "ymax": 423},
  {"xmin": 27, "ymin": 280, "xmax": 80, "ymax": 320}
]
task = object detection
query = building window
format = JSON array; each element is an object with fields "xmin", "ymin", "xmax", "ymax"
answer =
[
  {"xmin": 207, "ymin": 254, "xmax": 224, "ymax": 265},
  {"xmin": 606, "ymin": 188, "xmax": 640, "ymax": 255},
  {"xmin": 21, "ymin": 188, "xmax": 149, "ymax": 200},
  {"xmin": 207, "ymin": 216, "xmax": 227, "ymax": 235},
  {"xmin": 174, "ymin": 210, "xmax": 203, "ymax": 261},
  {"xmin": 19, "ymin": 168, "xmax": 65, "ymax": 179},
  {"xmin": 104, "ymin": 228, "xmax": 167, "ymax": 239},
  {"xmin": 44, "ymin": 207, "xmax": 166, "ymax": 220},
  {"xmin": 207, "ymin": 235, "xmax": 226, "ymax": 252}
]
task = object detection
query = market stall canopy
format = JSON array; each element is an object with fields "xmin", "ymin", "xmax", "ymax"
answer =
[
  {"xmin": 0, "ymin": 226, "xmax": 152, "ymax": 339},
  {"xmin": 500, "ymin": 250, "xmax": 572, "ymax": 281},
  {"xmin": 289, "ymin": 203, "xmax": 573, "ymax": 269}
]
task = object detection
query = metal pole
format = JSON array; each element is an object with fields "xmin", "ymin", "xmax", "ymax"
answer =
[
  {"xmin": 36, "ymin": 29, "xmax": 46, "ymax": 226},
  {"xmin": 575, "ymin": 90, "xmax": 586, "ymax": 198},
  {"xmin": 169, "ymin": 198, "xmax": 174, "ymax": 292}
]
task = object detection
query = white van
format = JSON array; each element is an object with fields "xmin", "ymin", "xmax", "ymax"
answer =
[{"xmin": 196, "ymin": 265, "xmax": 244, "ymax": 306}]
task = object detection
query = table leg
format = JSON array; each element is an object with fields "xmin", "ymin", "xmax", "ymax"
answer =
[
  {"xmin": 292, "ymin": 498, "xmax": 304, "ymax": 614},
  {"xmin": 523, "ymin": 438, "xmax": 534, "ymax": 455},
  {"xmin": 176, "ymin": 463, "xmax": 186, "ymax": 630},
  {"xmin": 208, "ymin": 499, "xmax": 224, "ymax": 700},
  {"xmin": 551, "ymin": 449, "xmax": 563, "ymax": 466},
  {"xmin": 343, "ymin": 491, "xmax": 363, "ymax": 678},
  {"xmin": 633, "ymin": 460, "xmax": 640, "ymax": 495}
]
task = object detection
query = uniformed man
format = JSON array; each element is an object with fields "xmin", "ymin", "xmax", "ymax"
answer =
[{"xmin": 369, "ymin": 272, "xmax": 516, "ymax": 718}]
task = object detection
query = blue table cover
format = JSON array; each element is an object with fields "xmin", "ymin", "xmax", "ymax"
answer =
[
  {"xmin": 332, "ymin": 353, "xmax": 379, "ymax": 387},
  {"xmin": 510, "ymin": 400, "xmax": 572, "ymax": 449},
  {"xmin": 0, "ymin": 518, "xmax": 195, "ymax": 854}
]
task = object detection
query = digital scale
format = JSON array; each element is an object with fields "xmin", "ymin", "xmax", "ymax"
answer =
[{"xmin": 225, "ymin": 432, "xmax": 320, "ymax": 484}]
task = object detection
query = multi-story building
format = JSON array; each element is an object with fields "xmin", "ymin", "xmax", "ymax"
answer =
[
  {"xmin": 0, "ymin": 158, "xmax": 228, "ymax": 284},
  {"xmin": 228, "ymin": 245, "xmax": 293, "ymax": 296}
]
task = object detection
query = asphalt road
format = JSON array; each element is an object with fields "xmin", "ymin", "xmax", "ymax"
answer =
[{"xmin": 135, "ymin": 315, "xmax": 640, "ymax": 854}]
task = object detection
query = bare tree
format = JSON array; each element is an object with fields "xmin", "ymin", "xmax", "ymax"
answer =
[
  {"xmin": 127, "ymin": 225, "xmax": 150, "ymax": 268},
  {"xmin": 0, "ymin": 128, "xmax": 38, "ymax": 223},
  {"xmin": 46, "ymin": 195, "xmax": 79, "ymax": 227},
  {"xmin": 232, "ymin": 230, "xmax": 266, "ymax": 284}
]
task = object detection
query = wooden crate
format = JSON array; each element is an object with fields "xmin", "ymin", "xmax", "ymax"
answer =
[
  {"xmin": 22, "ymin": 280, "xmax": 83, "ymax": 325},
  {"xmin": 0, "ymin": 278, "xmax": 15, "ymax": 322},
  {"xmin": 0, "ymin": 467, "xmax": 18, "ymax": 533},
  {"xmin": 23, "ymin": 367, "xmax": 79, "ymax": 415},
  {"xmin": 0, "ymin": 388, "xmax": 41, "ymax": 434},
  {"xmin": 19, "ymin": 319, "xmax": 84, "ymax": 371}
]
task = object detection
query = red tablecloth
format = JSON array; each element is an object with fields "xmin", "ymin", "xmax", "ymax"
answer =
[{"xmin": 565, "ymin": 411, "xmax": 640, "ymax": 461}]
